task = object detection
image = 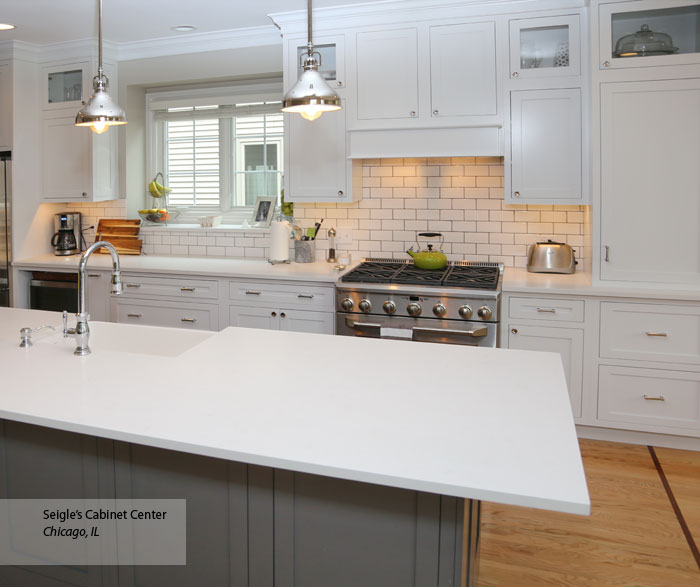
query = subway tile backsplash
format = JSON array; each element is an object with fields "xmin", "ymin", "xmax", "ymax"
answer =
[{"xmin": 65, "ymin": 157, "xmax": 590, "ymax": 268}]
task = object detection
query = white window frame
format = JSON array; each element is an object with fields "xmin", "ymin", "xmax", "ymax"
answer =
[{"xmin": 146, "ymin": 79, "xmax": 283, "ymax": 224}]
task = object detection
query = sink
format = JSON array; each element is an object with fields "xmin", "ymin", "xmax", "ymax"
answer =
[{"xmin": 36, "ymin": 321, "xmax": 214, "ymax": 357}]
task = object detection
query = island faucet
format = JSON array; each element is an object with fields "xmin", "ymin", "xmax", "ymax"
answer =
[{"xmin": 65, "ymin": 240, "xmax": 123, "ymax": 356}]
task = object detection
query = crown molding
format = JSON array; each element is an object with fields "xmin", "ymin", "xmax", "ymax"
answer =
[
  {"xmin": 270, "ymin": 0, "xmax": 587, "ymax": 33},
  {"xmin": 116, "ymin": 25, "xmax": 281, "ymax": 62},
  {"xmin": 0, "ymin": 41, "xmax": 41, "ymax": 63}
]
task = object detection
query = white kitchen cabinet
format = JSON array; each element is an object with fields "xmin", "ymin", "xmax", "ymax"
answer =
[
  {"xmin": 355, "ymin": 28, "xmax": 418, "ymax": 121},
  {"xmin": 599, "ymin": 78, "xmax": 700, "ymax": 284},
  {"xmin": 285, "ymin": 100, "xmax": 357, "ymax": 203},
  {"xmin": 85, "ymin": 271, "xmax": 111, "ymax": 322},
  {"xmin": 507, "ymin": 323, "xmax": 584, "ymax": 418},
  {"xmin": 598, "ymin": 0, "xmax": 700, "ymax": 71},
  {"xmin": 42, "ymin": 62, "xmax": 90, "ymax": 111},
  {"xmin": 41, "ymin": 114, "xmax": 118, "ymax": 202},
  {"xmin": 0, "ymin": 61, "xmax": 11, "ymax": 151},
  {"xmin": 112, "ymin": 297, "xmax": 219, "ymax": 331},
  {"xmin": 429, "ymin": 22, "xmax": 498, "ymax": 119},
  {"xmin": 509, "ymin": 15, "xmax": 581, "ymax": 80},
  {"xmin": 229, "ymin": 304, "xmax": 334, "ymax": 334},
  {"xmin": 508, "ymin": 88, "xmax": 582, "ymax": 203}
]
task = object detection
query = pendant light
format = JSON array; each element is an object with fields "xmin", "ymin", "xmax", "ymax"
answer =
[
  {"xmin": 282, "ymin": 0, "xmax": 341, "ymax": 121},
  {"xmin": 75, "ymin": 0, "xmax": 127, "ymax": 134}
]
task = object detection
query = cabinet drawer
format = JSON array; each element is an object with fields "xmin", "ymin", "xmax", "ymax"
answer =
[
  {"xmin": 509, "ymin": 297, "xmax": 584, "ymax": 322},
  {"xmin": 121, "ymin": 275, "xmax": 219, "ymax": 300},
  {"xmin": 600, "ymin": 302, "xmax": 700, "ymax": 365},
  {"xmin": 112, "ymin": 298, "xmax": 218, "ymax": 331},
  {"xmin": 229, "ymin": 281, "xmax": 334, "ymax": 310},
  {"xmin": 598, "ymin": 365, "xmax": 700, "ymax": 431}
]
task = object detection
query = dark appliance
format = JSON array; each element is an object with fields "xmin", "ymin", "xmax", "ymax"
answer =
[
  {"xmin": 52, "ymin": 212, "xmax": 81, "ymax": 256},
  {"xmin": 0, "ymin": 152, "xmax": 9, "ymax": 307},
  {"xmin": 29, "ymin": 271, "xmax": 78, "ymax": 313}
]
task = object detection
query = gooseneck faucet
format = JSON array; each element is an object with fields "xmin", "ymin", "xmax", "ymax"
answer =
[{"xmin": 66, "ymin": 241, "xmax": 123, "ymax": 355}]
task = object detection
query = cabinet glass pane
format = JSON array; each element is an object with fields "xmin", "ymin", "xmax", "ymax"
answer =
[
  {"xmin": 519, "ymin": 25, "xmax": 570, "ymax": 70},
  {"xmin": 611, "ymin": 5, "xmax": 700, "ymax": 60},
  {"xmin": 48, "ymin": 70, "xmax": 82, "ymax": 104},
  {"xmin": 297, "ymin": 44, "xmax": 336, "ymax": 81}
]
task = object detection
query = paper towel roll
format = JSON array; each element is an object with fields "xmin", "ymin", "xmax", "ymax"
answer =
[{"xmin": 270, "ymin": 221, "xmax": 291, "ymax": 262}]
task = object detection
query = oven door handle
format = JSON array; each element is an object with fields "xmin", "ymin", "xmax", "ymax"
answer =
[
  {"xmin": 344, "ymin": 317, "xmax": 382, "ymax": 336},
  {"xmin": 411, "ymin": 326, "xmax": 489, "ymax": 341}
]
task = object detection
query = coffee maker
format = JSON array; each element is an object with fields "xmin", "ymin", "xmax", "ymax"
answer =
[{"xmin": 52, "ymin": 212, "xmax": 81, "ymax": 256}]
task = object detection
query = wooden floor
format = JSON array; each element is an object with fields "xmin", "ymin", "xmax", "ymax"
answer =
[{"xmin": 474, "ymin": 439, "xmax": 700, "ymax": 586}]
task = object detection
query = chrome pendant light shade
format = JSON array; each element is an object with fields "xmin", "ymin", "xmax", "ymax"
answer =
[
  {"xmin": 75, "ymin": 0, "xmax": 127, "ymax": 134},
  {"xmin": 282, "ymin": 0, "xmax": 341, "ymax": 121}
]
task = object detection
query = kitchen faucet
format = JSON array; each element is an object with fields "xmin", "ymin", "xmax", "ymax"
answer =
[{"xmin": 65, "ymin": 241, "xmax": 123, "ymax": 355}]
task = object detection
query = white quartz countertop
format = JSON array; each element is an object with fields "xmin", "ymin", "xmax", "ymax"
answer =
[
  {"xmin": 13, "ymin": 254, "xmax": 348, "ymax": 283},
  {"xmin": 0, "ymin": 307, "xmax": 589, "ymax": 515}
]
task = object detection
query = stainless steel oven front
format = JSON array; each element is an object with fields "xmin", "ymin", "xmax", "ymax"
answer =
[{"xmin": 336, "ymin": 313, "xmax": 499, "ymax": 347}]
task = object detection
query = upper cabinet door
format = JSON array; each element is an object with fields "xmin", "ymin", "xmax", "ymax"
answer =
[
  {"xmin": 600, "ymin": 79, "xmax": 700, "ymax": 285},
  {"xmin": 356, "ymin": 28, "xmax": 419, "ymax": 120},
  {"xmin": 509, "ymin": 88, "xmax": 582, "ymax": 203},
  {"xmin": 42, "ymin": 62, "xmax": 90, "ymax": 111},
  {"xmin": 599, "ymin": 0, "xmax": 700, "ymax": 70},
  {"xmin": 0, "ymin": 62, "xmax": 11, "ymax": 150},
  {"xmin": 429, "ymin": 22, "xmax": 497, "ymax": 118},
  {"xmin": 509, "ymin": 15, "xmax": 581, "ymax": 79}
]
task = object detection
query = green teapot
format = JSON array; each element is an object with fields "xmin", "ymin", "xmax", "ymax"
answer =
[{"xmin": 407, "ymin": 232, "xmax": 447, "ymax": 270}]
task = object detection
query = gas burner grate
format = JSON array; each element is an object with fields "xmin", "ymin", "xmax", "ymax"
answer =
[
  {"xmin": 390, "ymin": 264, "xmax": 448, "ymax": 285},
  {"xmin": 341, "ymin": 261, "xmax": 406, "ymax": 283},
  {"xmin": 443, "ymin": 265, "xmax": 500, "ymax": 289}
]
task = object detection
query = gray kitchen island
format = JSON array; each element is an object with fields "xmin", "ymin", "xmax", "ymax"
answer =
[{"xmin": 0, "ymin": 308, "xmax": 589, "ymax": 586}]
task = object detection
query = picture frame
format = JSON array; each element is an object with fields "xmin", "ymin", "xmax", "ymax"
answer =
[{"xmin": 251, "ymin": 196, "xmax": 277, "ymax": 228}]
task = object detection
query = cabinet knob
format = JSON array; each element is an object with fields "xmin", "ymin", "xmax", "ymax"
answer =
[
  {"xmin": 337, "ymin": 81, "xmax": 343, "ymax": 87},
  {"xmin": 82, "ymin": 192, "xmax": 88, "ymax": 197},
  {"xmin": 513, "ymin": 191, "xmax": 520, "ymax": 198},
  {"xmin": 512, "ymin": 72, "xmax": 519, "ymax": 78},
  {"xmin": 281, "ymin": 312, "xmax": 286, "ymax": 318},
  {"xmin": 271, "ymin": 311, "xmax": 277, "ymax": 317},
  {"xmin": 511, "ymin": 328, "xmax": 518, "ymax": 334},
  {"xmin": 603, "ymin": 60, "xmax": 611, "ymax": 68},
  {"xmin": 432, "ymin": 109, "xmax": 439, "ymax": 116},
  {"xmin": 410, "ymin": 111, "xmax": 416, "ymax": 117},
  {"xmin": 338, "ymin": 190, "xmax": 344, "ymax": 196}
]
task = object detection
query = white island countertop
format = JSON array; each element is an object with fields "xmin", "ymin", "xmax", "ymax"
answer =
[{"xmin": 0, "ymin": 307, "xmax": 589, "ymax": 515}]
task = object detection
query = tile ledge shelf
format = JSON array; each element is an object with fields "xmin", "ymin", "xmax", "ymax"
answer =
[{"xmin": 139, "ymin": 224, "xmax": 271, "ymax": 233}]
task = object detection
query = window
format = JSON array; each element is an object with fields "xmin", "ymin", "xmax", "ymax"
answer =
[{"xmin": 148, "ymin": 82, "xmax": 284, "ymax": 219}]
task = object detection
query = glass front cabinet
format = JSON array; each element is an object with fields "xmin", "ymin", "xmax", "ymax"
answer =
[
  {"xmin": 42, "ymin": 63, "xmax": 91, "ymax": 110},
  {"xmin": 509, "ymin": 15, "xmax": 581, "ymax": 79},
  {"xmin": 599, "ymin": 0, "xmax": 700, "ymax": 69}
]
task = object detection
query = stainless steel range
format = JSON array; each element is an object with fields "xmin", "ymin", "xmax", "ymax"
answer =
[{"xmin": 336, "ymin": 259, "xmax": 503, "ymax": 347}]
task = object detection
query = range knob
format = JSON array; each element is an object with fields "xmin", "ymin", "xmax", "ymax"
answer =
[
  {"xmin": 383, "ymin": 300, "xmax": 396, "ymax": 314},
  {"xmin": 477, "ymin": 306, "xmax": 492, "ymax": 320},
  {"xmin": 433, "ymin": 303, "xmax": 447, "ymax": 318},
  {"xmin": 407, "ymin": 302, "xmax": 422, "ymax": 317},
  {"xmin": 340, "ymin": 298, "xmax": 354, "ymax": 311},
  {"xmin": 458, "ymin": 305, "xmax": 473, "ymax": 319},
  {"xmin": 358, "ymin": 299, "xmax": 372, "ymax": 313}
]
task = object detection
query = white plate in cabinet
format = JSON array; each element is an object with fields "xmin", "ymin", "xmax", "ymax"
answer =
[
  {"xmin": 429, "ymin": 21, "xmax": 497, "ymax": 119},
  {"xmin": 120, "ymin": 275, "xmax": 219, "ymax": 300},
  {"xmin": 598, "ymin": 365, "xmax": 700, "ymax": 433},
  {"xmin": 600, "ymin": 302, "xmax": 700, "ymax": 366},
  {"xmin": 113, "ymin": 299, "xmax": 218, "ymax": 331},
  {"xmin": 355, "ymin": 28, "xmax": 418, "ymax": 120},
  {"xmin": 229, "ymin": 281, "xmax": 334, "ymax": 310},
  {"xmin": 508, "ymin": 324, "xmax": 583, "ymax": 418},
  {"xmin": 508, "ymin": 88, "xmax": 582, "ymax": 204},
  {"xmin": 509, "ymin": 297, "xmax": 584, "ymax": 322}
]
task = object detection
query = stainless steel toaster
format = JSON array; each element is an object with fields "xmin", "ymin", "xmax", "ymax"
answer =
[{"xmin": 527, "ymin": 240, "xmax": 577, "ymax": 274}]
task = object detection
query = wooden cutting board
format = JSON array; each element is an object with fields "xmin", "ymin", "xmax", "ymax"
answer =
[{"xmin": 95, "ymin": 219, "xmax": 142, "ymax": 255}]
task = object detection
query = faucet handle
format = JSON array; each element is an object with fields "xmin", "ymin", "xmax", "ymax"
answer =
[
  {"xmin": 111, "ymin": 270, "xmax": 123, "ymax": 295},
  {"xmin": 63, "ymin": 310, "xmax": 68, "ymax": 337},
  {"xmin": 19, "ymin": 328, "xmax": 33, "ymax": 348}
]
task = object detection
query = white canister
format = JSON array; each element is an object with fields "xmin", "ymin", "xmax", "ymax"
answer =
[{"xmin": 269, "ymin": 220, "xmax": 291, "ymax": 263}]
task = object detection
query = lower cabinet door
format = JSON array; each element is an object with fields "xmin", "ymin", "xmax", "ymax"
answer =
[
  {"xmin": 508, "ymin": 324, "xmax": 584, "ymax": 418},
  {"xmin": 112, "ymin": 298, "xmax": 218, "ymax": 331},
  {"xmin": 279, "ymin": 308, "xmax": 335, "ymax": 335},
  {"xmin": 229, "ymin": 305, "xmax": 280, "ymax": 330},
  {"xmin": 85, "ymin": 271, "xmax": 111, "ymax": 322}
]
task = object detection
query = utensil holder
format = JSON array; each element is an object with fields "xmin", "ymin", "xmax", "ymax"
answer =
[{"xmin": 294, "ymin": 240, "xmax": 315, "ymax": 263}]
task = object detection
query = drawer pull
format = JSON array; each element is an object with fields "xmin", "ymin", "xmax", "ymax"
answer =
[
  {"xmin": 645, "ymin": 332, "xmax": 668, "ymax": 337},
  {"xmin": 180, "ymin": 287, "xmax": 196, "ymax": 292},
  {"xmin": 127, "ymin": 313, "xmax": 142, "ymax": 318},
  {"xmin": 126, "ymin": 283, "xmax": 141, "ymax": 288},
  {"xmin": 643, "ymin": 395, "xmax": 665, "ymax": 402},
  {"xmin": 181, "ymin": 318, "xmax": 197, "ymax": 323},
  {"xmin": 245, "ymin": 290, "xmax": 262, "ymax": 295},
  {"xmin": 87, "ymin": 274, "xmax": 101, "ymax": 278},
  {"xmin": 536, "ymin": 308, "xmax": 556, "ymax": 313},
  {"xmin": 297, "ymin": 294, "xmax": 314, "ymax": 299}
]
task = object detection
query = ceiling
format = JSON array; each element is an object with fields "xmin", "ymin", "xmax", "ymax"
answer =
[{"xmin": 0, "ymin": 0, "xmax": 381, "ymax": 46}]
